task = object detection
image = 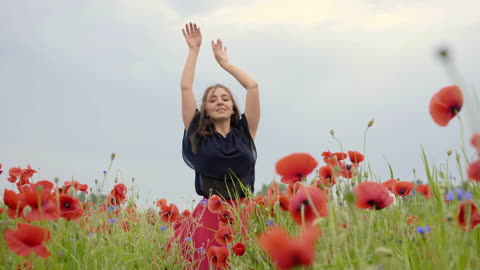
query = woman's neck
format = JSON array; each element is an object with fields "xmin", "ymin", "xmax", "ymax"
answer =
[{"xmin": 213, "ymin": 120, "xmax": 231, "ymax": 136}]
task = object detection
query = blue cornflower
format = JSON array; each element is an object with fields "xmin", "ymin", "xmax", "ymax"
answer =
[
  {"xmin": 446, "ymin": 189, "xmax": 473, "ymax": 201},
  {"xmin": 199, "ymin": 198, "xmax": 208, "ymax": 205},
  {"xmin": 266, "ymin": 219, "xmax": 275, "ymax": 227},
  {"xmin": 456, "ymin": 189, "xmax": 473, "ymax": 201},
  {"xmin": 197, "ymin": 247, "xmax": 205, "ymax": 254},
  {"xmin": 160, "ymin": 226, "xmax": 167, "ymax": 231},
  {"xmin": 108, "ymin": 218, "xmax": 118, "ymax": 224},
  {"xmin": 88, "ymin": 233, "xmax": 96, "ymax": 238},
  {"xmin": 416, "ymin": 226, "xmax": 431, "ymax": 234},
  {"xmin": 107, "ymin": 205, "xmax": 116, "ymax": 211},
  {"xmin": 103, "ymin": 170, "xmax": 107, "ymax": 174},
  {"xmin": 185, "ymin": 237, "xmax": 192, "ymax": 241}
]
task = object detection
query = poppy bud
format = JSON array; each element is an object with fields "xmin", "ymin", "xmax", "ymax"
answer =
[
  {"xmin": 131, "ymin": 177, "xmax": 135, "ymax": 183},
  {"xmin": 111, "ymin": 153, "xmax": 116, "ymax": 160},
  {"xmin": 456, "ymin": 153, "xmax": 460, "ymax": 161},
  {"xmin": 95, "ymin": 179, "xmax": 98, "ymax": 185},
  {"xmin": 363, "ymin": 172, "xmax": 368, "ymax": 178},
  {"xmin": 330, "ymin": 129, "xmax": 335, "ymax": 136},
  {"xmin": 68, "ymin": 186, "xmax": 76, "ymax": 196},
  {"xmin": 23, "ymin": 206, "xmax": 32, "ymax": 215},
  {"xmin": 54, "ymin": 177, "xmax": 60, "ymax": 184},
  {"xmin": 438, "ymin": 47, "xmax": 449, "ymax": 60},
  {"xmin": 375, "ymin": 247, "xmax": 393, "ymax": 258},
  {"xmin": 240, "ymin": 203, "xmax": 247, "ymax": 209},
  {"xmin": 368, "ymin": 119, "xmax": 374, "ymax": 127},
  {"xmin": 447, "ymin": 149, "xmax": 453, "ymax": 156}
]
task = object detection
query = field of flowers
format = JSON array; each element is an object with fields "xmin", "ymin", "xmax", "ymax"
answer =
[{"xmin": 1, "ymin": 51, "xmax": 480, "ymax": 270}]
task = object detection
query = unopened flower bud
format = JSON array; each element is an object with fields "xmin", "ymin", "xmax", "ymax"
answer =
[
  {"xmin": 68, "ymin": 186, "xmax": 76, "ymax": 196},
  {"xmin": 131, "ymin": 177, "xmax": 135, "ymax": 183},
  {"xmin": 375, "ymin": 247, "xmax": 393, "ymax": 258},
  {"xmin": 368, "ymin": 119, "xmax": 374, "ymax": 127},
  {"xmin": 23, "ymin": 206, "xmax": 32, "ymax": 215},
  {"xmin": 111, "ymin": 153, "xmax": 116, "ymax": 160},
  {"xmin": 456, "ymin": 153, "xmax": 460, "ymax": 161},
  {"xmin": 447, "ymin": 149, "xmax": 453, "ymax": 156},
  {"xmin": 54, "ymin": 177, "xmax": 60, "ymax": 184},
  {"xmin": 330, "ymin": 129, "xmax": 335, "ymax": 136}
]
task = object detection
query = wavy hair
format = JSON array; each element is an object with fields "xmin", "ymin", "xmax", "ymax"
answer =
[{"xmin": 194, "ymin": 84, "xmax": 240, "ymax": 137}]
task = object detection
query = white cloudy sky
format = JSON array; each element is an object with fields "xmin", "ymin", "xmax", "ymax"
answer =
[{"xmin": 1, "ymin": 0, "xmax": 479, "ymax": 209}]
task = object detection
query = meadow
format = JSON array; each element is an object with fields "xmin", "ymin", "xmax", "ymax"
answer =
[{"xmin": 1, "ymin": 50, "xmax": 479, "ymax": 270}]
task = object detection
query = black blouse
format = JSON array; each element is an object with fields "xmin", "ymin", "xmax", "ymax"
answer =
[{"xmin": 182, "ymin": 110, "xmax": 257, "ymax": 199}]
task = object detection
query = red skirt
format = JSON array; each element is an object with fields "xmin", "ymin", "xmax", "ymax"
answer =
[{"xmin": 167, "ymin": 197, "xmax": 245, "ymax": 270}]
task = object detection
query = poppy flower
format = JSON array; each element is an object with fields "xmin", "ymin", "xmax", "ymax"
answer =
[
  {"xmin": 63, "ymin": 181, "xmax": 89, "ymax": 194},
  {"xmin": 275, "ymin": 153, "xmax": 318, "ymax": 184},
  {"xmin": 458, "ymin": 200, "xmax": 480, "ymax": 231},
  {"xmin": 355, "ymin": 182, "xmax": 394, "ymax": 210},
  {"xmin": 317, "ymin": 165, "xmax": 336, "ymax": 187},
  {"xmin": 214, "ymin": 226, "xmax": 234, "ymax": 246},
  {"xmin": 278, "ymin": 195, "xmax": 290, "ymax": 211},
  {"xmin": 23, "ymin": 189, "xmax": 60, "ymax": 221},
  {"xmin": 59, "ymin": 195, "xmax": 84, "ymax": 220},
  {"xmin": 159, "ymin": 203, "xmax": 180, "ymax": 223},
  {"xmin": 207, "ymin": 246, "xmax": 229, "ymax": 270},
  {"xmin": 348, "ymin": 151, "xmax": 365, "ymax": 164},
  {"xmin": 156, "ymin": 198, "xmax": 167, "ymax": 208},
  {"xmin": 232, "ymin": 242, "xmax": 246, "ymax": 256},
  {"xmin": 339, "ymin": 162, "xmax": 358, "ymax": 179},
  {"xmin": 321, "ymin": 151, "xmax": 347, "ymax": 167},
  {"xmin": 219, "ymin": 210, "xmax": 233, "ymax": 226},
  {"xmin": 4, "ymin": 223, "xmax": 51, "ymax": 258},
  {"xmin": 257, "ymin": 225, "xmax": 321, "ymax": 270},
  {"xmin": 181, "ymin": 209, "xmax": 191, "ymax": 219},
  {"xmin": 289, "ymin": 186, "xmax": 328, "ymax": 225},
  {"xmin": 429, "ymin": 85, "xmax": 463, "ymax": 127},
  {"xmin": 415, "ymin": 184, "xmax": 432, "ymax": 199},
  {"xmin": 407, "ymin": 215, "xmax": 420, "ymax": 225},
  {"xmin": 3, "ymin": 189, "xmax": 26, "ymax": 219},
  {"xmin": 471, "ymin": 133, "xmax": 480, "ymax": 150},
  {"xmin": 7, "ymin": 167, "xmax": 22, "ymax": 183},
  {"xmin": 381, "ymin": 179, "xmax": 398, "ymax": 192},
  {"xmin": 467, "ymin": 159, "xmax": 480, "ymax": 182},
  {"xmin": 0, "ymin": 163, "xmax": 3, "ymax": 175},
  {"xmin": 109, "ymin": 183, "xmax": 127, "ymax": 205},
  {"xmin": 392, "ymin": 181, "xmax": 415, "ymax": 196},
  {"xmin": 208, "ymin": 195, "xmax": 224, "ymax": 213}
]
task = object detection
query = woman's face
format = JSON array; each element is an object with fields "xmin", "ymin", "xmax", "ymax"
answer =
[{"xmin": 205, "ymin": 87, "xmax": 234, "ymax": 122}]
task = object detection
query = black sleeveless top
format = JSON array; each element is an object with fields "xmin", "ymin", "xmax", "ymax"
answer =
[{"xmin": 182, "ymin": 110, "xmax": 257, "ymax": 199}]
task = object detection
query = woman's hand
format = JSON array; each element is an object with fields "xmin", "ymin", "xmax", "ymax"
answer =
[
  {"xmin": 211, "ymin": 39, "xmax": 229, "ymax": 67},
  {"xmin": 182, "ymin": 22, "xmax": 202, "ymax": 49}
]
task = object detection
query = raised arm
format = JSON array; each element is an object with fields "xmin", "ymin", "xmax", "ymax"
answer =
[
  {"xmin": 181, "ymin": 22, "xmax": 202, "ymax": 130},
  {"xmin": 211, "ymin": 39, "xmax": 260, "ymax": 140}
]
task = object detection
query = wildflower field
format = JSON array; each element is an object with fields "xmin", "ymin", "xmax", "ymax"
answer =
[{"xmin": 1, "ymin": 52, "xmax": 480, "ymax": 270}]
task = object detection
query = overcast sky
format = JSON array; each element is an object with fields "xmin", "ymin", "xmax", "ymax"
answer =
[{"xmin": 1, "ymin": 0, "xmax": 479, "ymax": 209}]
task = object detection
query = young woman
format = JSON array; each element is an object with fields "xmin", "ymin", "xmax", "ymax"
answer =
[{"xmin": 172, "ymin": 22, "xmax": 260, "ymax": 269}]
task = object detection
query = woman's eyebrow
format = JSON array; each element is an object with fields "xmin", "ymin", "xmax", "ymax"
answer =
[{"xmin": 210, "ymin": 94, "xmax": 229, "ymax": 98}]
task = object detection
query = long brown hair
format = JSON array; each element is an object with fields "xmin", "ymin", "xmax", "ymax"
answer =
[{"xmin": 195, "ymin": 84, "xmax": 240, "ymax": 137}]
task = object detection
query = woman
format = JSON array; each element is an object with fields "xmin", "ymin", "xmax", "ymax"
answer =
[{"xmin": 172, "ymin": 22, "xmax": 260, "ymax": 269}]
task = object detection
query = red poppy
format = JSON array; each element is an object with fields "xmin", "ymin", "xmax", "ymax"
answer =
[
  {"xmin": 109, "ymin": 183, "xmax": 127, "ymax": 205},
  {"xmin": 471, "ymin": 133, "xmax": 480, "ymax": 150},
  {"xmin": 159, "ymin": 203, "xmax": 180, "ymax": 223},
  {"xmin": 219, "ymin": 210, "xmax": 234, "ymax": 226},
  {"xmin": 381, "ymin": 179, "xmax": 398, "ymax": 192},
  {"xmin": 207, "ymin": 246, "xmax": 229, "ymax": 270},
  {"xmin": 458, "ymin": 200, "xmax": 480, "ymax": 231},
  {"xmin": 467, "ymin": 159, "xmax": 480, "ymax": 182},
  {"xmin": 275, "ymin": 153, "xmax": 318, "ymax": 184},
  {"xmin": 317, "ymin": 165, "xmax": 336, "ymax": 187},
  {"xmin": 214, "ymin": 226, "xmax": 234, "ymax": 246},
  {"xmin": 0, "ymin": 163, "xmax": 3, "ymax": 175},
  {"xmin": 156, "ymin": 198, "xmax": 167, "ymax": 208},
  {"xmin": 415, "ymin": 184, "xmax": 432, "ymax": 199},
  {"xmin": 429, "ymin": 85, "xmax": 463, "ymax": 127},
  {"xmin": 348, "ymin": 151, "xmax": 365, "ymax": 164},
  {"xmin": 339, "ymin": 161, "xmax": 358, "ymax": 179},
  {"xmin": 321, "ymin": 151, "xmax": 347, "ymax": 167},
  {"xmin": 3, "ymin": 189, "xmax": 25, "ymax": 219},
  {"xmin": 278, "ymin": 195, "xmax": 290, "ymax": 211},
  {"xmin": 289, "ymin": 186, "xmax": 328, "ymax": 225},
  {"xmin": 181, "ymin": 209, "xmax": 191, "ymax": 218},
  {"xmin": 232, "ymin": 242, "xmax": 246, "ymax": 256},
  {"xmin": 355, "ymin": 182, "xmax": 394, "ymax": 210},
  {"xmin": 63, "ymin": 181, "xmax": 89, "ymax": 194},
  {"xmin": 59, "ymin": 195, "xmax": 84, "ymax": 220},
  {"xmin": 208, "ymin": 195, "xmax": 224, "ymax": 213},
  {"xmin": 4, "ymin": 223, "xmax": 51, "ymax": 258},
  {"xmin": 392, "ymin": 181, "xmax": 415, "ymax": 196},
  {"xmin": 257, "ymin": 225, "xmax": 321, "ymax": 270},
  {"xmin": 407, "ymin": 215, "xmax": 420, "ymax": 225},
  {"xmin": 23, "ymin": 189, "xmax": 60, "ymax": 221},
  {"xmin": 8, "ymin": 167, "xmax": 22, "ymax": 183}
]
